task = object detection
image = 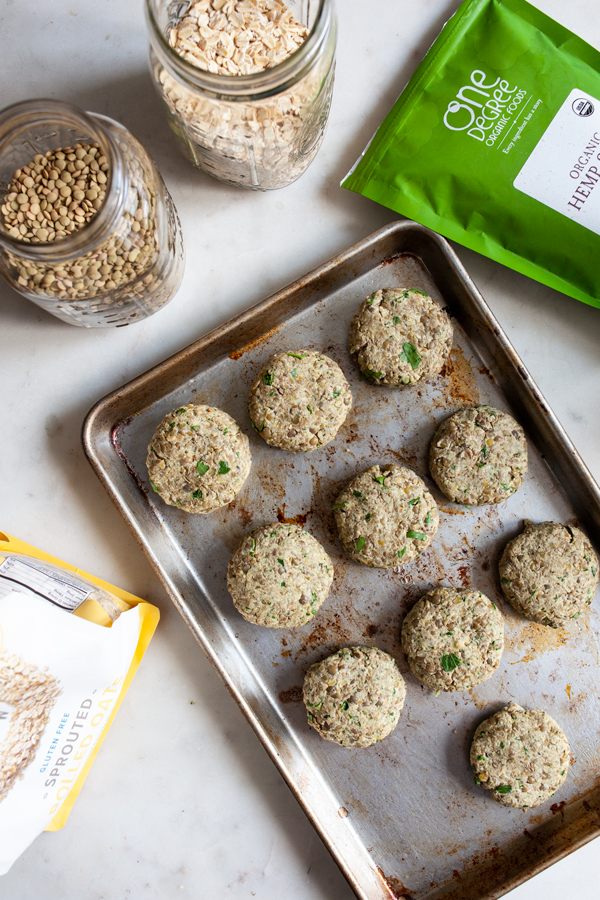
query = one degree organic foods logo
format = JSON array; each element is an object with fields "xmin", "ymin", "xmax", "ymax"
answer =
[{"xmin": 443, "ymin": 70, "xmax": 527, "ymax": 145}]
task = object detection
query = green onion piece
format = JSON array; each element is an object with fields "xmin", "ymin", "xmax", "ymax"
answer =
[
  {"xmin": 407, "ymin": 530, "xmax": 426, "ymax": 540},
  {"xmin": 150, "ymin": 481, "xmax": 160, "ymax": 493},
  {"xmin": 494, "ymin": 784, "xmax": 512, "ymax": 794},
  {"xmin": 291, "ymin": 368, "xmax": 297, "ymax": 377},
  {"xmin": 175, "ymin": 407, "xmax": 186, "ymax": 414},
  {"xmin": 397, "ymin": 547, "xmax": 406, "ymax": 558},
  {"xmin": 191, "ymin": 489, "xmax": 202, "ymax": 500},
  {"xmin": 355, "ymin": 536, "xmax": 366, "ymax": 553},
  {"xmin": 332, "ymin": 502, "xmax": 347, "ymax": 509},
  {"xmin": 287, "ymin": 352, "xmax": 306, "ymax": 359},
  {"xmin": 263, "ymin": 371, "xmax": 274, "ymax": 385}
]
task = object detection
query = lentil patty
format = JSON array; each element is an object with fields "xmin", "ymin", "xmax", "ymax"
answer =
[
  {"xmin": 227, "ymin": 523, "xmax": 334, "ymax": 627},
  {"xmin": 499, "ymin": 521, "xmax": 599, "ymax": 626},
  {"xmin": 146, "ymin": 404, "xmax": 251, "ymax": 513},
  {"xmin": 334, "ymin": 464, "xmax": 438, "ymax": 567},
  {"xmin": 429, "ymin": 406, "xmax": 527, "ymax": 505},
  {"xmin": 471, "ymin": 703, "xmax": 570, "ymax": 808},
  {"xmin": 401, "ymin": 586, "xmax": 504, "ymax": 692},
  {"xmin": 303, "ymin": 646, "xmax": 406, "ymax": 748},
  {"xmin": 248, "ymin": 350, "xmax": 351, "ymax": 452},
  {"xmin": 349, "ymin": 288, "xmax": 453, "ymax": 386}
]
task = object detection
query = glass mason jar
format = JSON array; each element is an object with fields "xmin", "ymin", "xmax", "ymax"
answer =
[
  {"xmin": 0, "ymin": 100, "xmax": 185, "ymax": 327},
  {"xmin": 145, "ymin": 0, "xmax": 337, "ymax": 190}
]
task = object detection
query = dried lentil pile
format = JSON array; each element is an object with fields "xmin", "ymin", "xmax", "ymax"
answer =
[
  {"xmin": 1, "ymin": 139, "xmax": 159, "ymax": 306},
  {"xmin": 1, "ymin": 143, "xmax": 107, "ymax": 243},
  {"xmin": 169, "ymin": 0, "xmax": 308, "ymax": 76}
]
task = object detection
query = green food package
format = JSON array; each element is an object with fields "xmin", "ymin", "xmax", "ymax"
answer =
[{"xmin": 343, "ymin": 0, "xmax": 600, "ymax": 308}]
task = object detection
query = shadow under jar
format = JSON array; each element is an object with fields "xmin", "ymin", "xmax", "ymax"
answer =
[
  {"xmin": 0, "ymin": 100, "xmax": 185, "ymax": 327},
  {"xmin": 145, "ymin": 0, "xmax": 337, "ymax": 190}
]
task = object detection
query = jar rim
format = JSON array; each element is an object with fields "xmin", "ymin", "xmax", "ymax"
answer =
[
  {"xmin": 145, "ymin": 0, "xmax": 332, "ymax": 101},
  {"xmin": 0, "ymin": 99, "xmax": 128, "ymax": 263}
]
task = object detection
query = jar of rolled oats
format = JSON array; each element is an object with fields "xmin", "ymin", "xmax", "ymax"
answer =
[
  {"xmin": 145, "ymin": 0, "xmax": 336, "ymax": 190},
  {"xmin": 0, "ymin": 100, "xmax": 185, "ymax": 327}
]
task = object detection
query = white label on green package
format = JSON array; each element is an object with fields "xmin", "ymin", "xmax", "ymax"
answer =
[
  {"xmin": 514, "ymin": 89, "xmax": 600, "ymax": 236},
  {"xmin": 0, "ymin": 557, "xmax": 91, "ymax": 611}
]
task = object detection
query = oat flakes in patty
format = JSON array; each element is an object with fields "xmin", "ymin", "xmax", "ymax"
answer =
[
  {"xmin": 349, "ymin": 288, "xmax": 453, "ymax": 386},
  {"xmin": 429, "ymin": 406, "xmax": 527, "ymax": 505},
  {"xmin": 471, "ymin": 702, "xmax": 570, "ymax": 808},
  {"xmin": 248, "ymin": 350, "xmax": 352, "ymax": 452},
  {"xmin": 227, "ymin": 523, "xmax": 334, "ymax": 627},
  {"xmin": 303, "ymin": 646, "xmax": 406, "ymax": 748},
  {"xmin": 146, "ymin": 404, "xmax": 251, "ymax": 513},
  {"xmin": 333, "ymin": 464, "xmax": 439, "ymax": 567},
  {"xmin": 401, "ymin": 586, "xmax": 504, "ymax": 692},
  {"xmin": 499, "ymin": 521, "xmax": 599, "ymax": 627}
]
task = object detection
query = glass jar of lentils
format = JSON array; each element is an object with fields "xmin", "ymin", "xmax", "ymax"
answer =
[
  {"xmin": 0, "ymin": 100, "xmax": 185, "ymax": 327},
  {"xmin": 145, "ymin": 0, "xmax": 337, "ymax": 190}
]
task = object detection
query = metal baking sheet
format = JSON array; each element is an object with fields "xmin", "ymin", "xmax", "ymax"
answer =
[{"xmin": 83, "ymin": 221, "xmax": 600, "ymax": 900}]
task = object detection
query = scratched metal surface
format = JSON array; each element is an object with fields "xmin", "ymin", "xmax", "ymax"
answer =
[{"xmin": 84, "ymin": 223, "xmax": 600, "ymax": 900}]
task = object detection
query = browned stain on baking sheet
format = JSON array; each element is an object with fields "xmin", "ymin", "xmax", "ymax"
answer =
[
  {"xmin": 375, "ymin": 867, "xmax": 414, "ymax": 900},
  {"xmin": 437, "ymin": 346, "xmax": 480, "ymax": 408},
  {"xmin": 278, "ymin": 685, "xmax": 303, "ymax": 704},
  {"xmin": 438, "ymin": 506, "xmax": 469, "ymax": 516},
  {"xmin": 229, "ymin": 499, "xmax": 253, "ymax": 528},
  {"xmin": 550, "ymin": 801, "xmax": 567, "ymax": 816},
  {"xmin": 506, "ymin": 621, "xmax": 570, "ymax": 664},
  {"xmin": 228, "ymin": 323, "xmax": 283, "ymax": 360},
  {"xmin": 380, "ymin": 252, "xmax": 412, "ymax": 267},
  {"xmin": 467, "ymin": 689, "xmax": 490, "ymax": 711},
  {"xmin": 276, "ymin": 504, "xmax": 309, "ymax": 527}
]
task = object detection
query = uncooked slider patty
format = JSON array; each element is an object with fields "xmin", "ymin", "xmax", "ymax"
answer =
[
  {"xmin": 499, "ymin": 521, "xmax": 599, "ymax": 627},
  {"xmin": 429, "ymin": 406, "xmax": 527, "ymax": 505},
  {"xmin": 401, "ymin": 586, "xmax": 504, "ymax": 692},
  {"xmin": 348, "ymin": 288, "xmax": 453, "ymax": 386},
  {"xmin": 248, "ymin": 350, "xmax": 352, "ymax": 452},
  {"xmin": 146, "ymin": 404, "xmax": 251, "ymax": 513},
  {"xmin": 227, "ymin": 523, "xmax": 334, "ymax": 627},
  {"xmin": 471, "ymin": 703, "xmax": 570, "ymax": 808},
  {"xmin": 303, "ymin": 646, "xmax": 406, "ymax": 748},
  {"xmin": 333, "ymin": 464, "xmax": 439, "ymax": 567}
]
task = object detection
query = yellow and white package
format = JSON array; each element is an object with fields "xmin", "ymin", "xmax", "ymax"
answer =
[{"xmin": 0, "ymin": 532, "xmax": 159, "ymax": 874}]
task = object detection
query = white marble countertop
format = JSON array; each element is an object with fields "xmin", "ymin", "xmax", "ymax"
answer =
[{"xmin": 1, "ymin": 0, "xmax": 600, "ymax": 896}]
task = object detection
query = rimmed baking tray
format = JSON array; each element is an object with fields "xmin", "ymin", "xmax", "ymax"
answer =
[{"xmin": 83, "ymin": 221, "xmax": 600, "ymax": 900}]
